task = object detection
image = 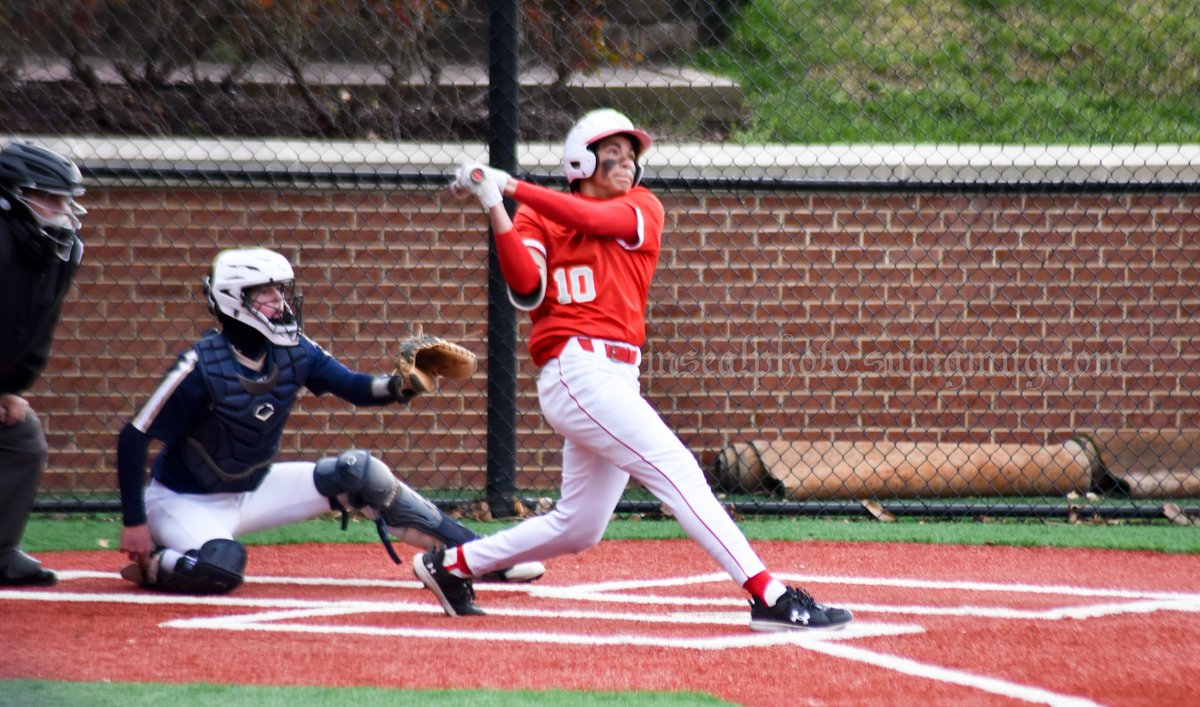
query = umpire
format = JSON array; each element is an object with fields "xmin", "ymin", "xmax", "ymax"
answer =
[{"xmin": 0, "ymin": 142, "xmax": 86, "ymax": 587}]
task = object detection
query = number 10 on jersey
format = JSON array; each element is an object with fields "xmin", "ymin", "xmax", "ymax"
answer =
[{"xmin": 552, "ymin": 266, "xmax": 596, "ymax": 304}]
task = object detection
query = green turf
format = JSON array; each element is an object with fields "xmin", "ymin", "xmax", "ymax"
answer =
[
  {"xmin": 0, "ymin": 680, "xmax": 730, "ymax": 707},
  {"xmin": 20, "ymin": 512, "xmax": 1200, "ymax": 554},
  {"xmin": 11, "ymin": 513, "xmax": 1198, "ymax": 706}
]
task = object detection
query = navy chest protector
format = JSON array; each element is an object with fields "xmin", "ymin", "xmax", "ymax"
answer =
[{"xmin": 179, "ymin": 333, "xmax": 310, "ymax": 492}]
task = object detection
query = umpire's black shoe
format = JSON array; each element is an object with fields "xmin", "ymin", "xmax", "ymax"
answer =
[
  {"xmin": 412, "ymin": 547, "xmax": 485, "ymax": 617},
  {"xmin": 749, "ymin": 586, "xmax": 852, "ymax": 631},
  {"xmin": 0, "ymin": 550, "xmax": 58, "ymax": 587}
]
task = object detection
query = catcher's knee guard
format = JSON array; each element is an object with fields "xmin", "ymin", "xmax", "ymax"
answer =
[
  {"xmin": 314, "ymin": 449, "xmax": 478, "ymax": 553},
  {"xmin": 154, "ymin": 539, "xmax": 247, "ymax": 594}
]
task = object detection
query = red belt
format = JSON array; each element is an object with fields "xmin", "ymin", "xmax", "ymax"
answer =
[{"xmin": 577, "ymin": 338, "xmax": 639, "ymax": 365}]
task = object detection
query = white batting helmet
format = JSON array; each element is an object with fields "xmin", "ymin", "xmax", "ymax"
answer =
[
  {"xmin": 561, "ymin": 109, "xmax": 653, "ymax": 186},
  {"xmin": 205, "ymin": 248, "xmax": 302, "ymax": 347}
]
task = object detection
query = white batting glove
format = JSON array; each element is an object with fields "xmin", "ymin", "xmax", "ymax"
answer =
[
  {"xmin": 454, "ymin": 163, "xmax": 508, "ymax": 209},
  {"xmin": 462, "ymin": 163, "xmax": 509, "ymax": 192}
]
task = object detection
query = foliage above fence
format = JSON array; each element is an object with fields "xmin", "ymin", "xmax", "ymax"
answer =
[
  {"xmin": 692, "ymin": 0, "xmax": 1200, "ymax": 144},
  {"xmin": 5, "ymin": 0, "xmax": 1200, "ymax": 143},
  {"xmin": 1, "ymin": 0, "xmax": 741, "ymax": 140}
]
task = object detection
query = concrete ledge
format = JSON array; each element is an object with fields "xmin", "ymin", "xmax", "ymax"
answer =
[
  {"xmin": 648, "ymin": 143, "xmax": 1200, "ymax": 184},
  {"xmin": 7, "ymin": 135, "xmax": 1200, "ymax": 187}
]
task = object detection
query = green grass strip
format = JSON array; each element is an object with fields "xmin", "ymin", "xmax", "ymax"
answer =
[
  {"xmin": 0, "ymin": 680, "xmax": 729, "ymax": 707},
  {"xmin": 21, "ymin": 513, "xmax": 1200, "ymax": 555}
]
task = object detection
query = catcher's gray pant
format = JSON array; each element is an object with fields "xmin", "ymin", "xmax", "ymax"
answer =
[
  {"xmin": 0, "ymin": 411, "xmax": 49, "ymax": 563},
  {"xmin": 145, "ymin": 462, "xmax": 330, "ymax": 573},
  {"xmin": 460, "ymin": 338, "xmax": 769, "ymax": 585}
]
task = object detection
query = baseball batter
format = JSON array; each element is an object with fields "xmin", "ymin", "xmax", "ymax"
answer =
[
  {"xmin": 416, "ymin": 109, "xmax": 852, "ymax": 631},
  {"xmin": 116, "ymin": 247, "xmax": 543, "ymax": 593}
]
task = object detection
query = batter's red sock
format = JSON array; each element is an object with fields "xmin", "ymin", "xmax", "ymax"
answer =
[
  {"xmin": 743, "ymin": 571, "xmax": 787, "ymax": 606},
  {"xmin": 443, "ymin": 547, "xmax": 473, "ymax": 578}
]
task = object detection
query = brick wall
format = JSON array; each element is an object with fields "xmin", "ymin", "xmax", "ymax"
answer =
[{"xmin": 33, "ymin": 185, "xmax": 1200, "ymax": 497}]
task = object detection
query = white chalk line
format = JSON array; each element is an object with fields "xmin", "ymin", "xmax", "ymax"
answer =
[
  {"xmin": 11, "ymin": 570, "xmax": 1200, "ymax": 623},
  {"xmin": 783, "ymin": 573, "xmax": 1200, "ymax": 602},
  {"xmin": 162, "ymin": 608, "xmax": 921, "ymax": 650},
  {"xmin": 803, "ymin": 641, "xmax": 1107, "ymax": 707},
  {"xmin": 7, "ymin": 569, "xmax": 1199, "ymax": 706},
  {"xmin": 45, "ymin": 569, "xmax": 1200, "ymax": 601},
  {"xmin": 12, "ymin": 570, "xmax": 1200, "ymax": 623}
]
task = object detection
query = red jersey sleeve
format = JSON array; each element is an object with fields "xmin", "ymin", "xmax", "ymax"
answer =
[
  {"xmin": 493, "ymin": 228, "xmax": 540, "ymax": 295},
  {"xmin": 512, "ymin": 181, "xmax": 640, "ymax": 240}
]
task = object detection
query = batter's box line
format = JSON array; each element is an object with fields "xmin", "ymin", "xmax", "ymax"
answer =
[
  {"xmin": 21, "ymin": 570, "xmax": 1200, "ymax": 622},
  {"xmin": 467, "ymin": 570, "xmax": 1200, "ymax": 608},
  {"xmin": 5, "ymin": 574, "xmax": 1166, "ymax": 705},
  {"xmin": 126, "ymin": 570, "xmax": 1144, "ymax": 707},
  {"xmin": 160, "ymin": 610, "xmax": 1103, "ymax": 706},
  {"xmin": 491, "ymin": 586, "xmax": 1200, "ymax": 623},
  {"xmin": 0, "ymin": 583, "xmax": 915, "ymax": 633},
  {"xmin": 48, "ymin": 570, "xmax": 1200, "ymax": 605},
  {"xmin": 784, "ymin": 573, "xmax": 1200, "ymax": 603},
  {"xmin": 162, "ymin": 607, "xmax": 922, "ymax": 649},
  {"xmin": 155, "ymin": 598, "xmax": 903, "ymax": 631},
  {"xmin": 519, "ymin": 572, "xmax": 1200, "ymax": 622}
]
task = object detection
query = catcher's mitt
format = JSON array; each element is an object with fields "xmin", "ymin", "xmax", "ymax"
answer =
[{"xmin": 395, "ymin": 331, "xmax": 478, "ymax": 394}]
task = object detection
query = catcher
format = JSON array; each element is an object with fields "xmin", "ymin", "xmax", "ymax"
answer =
[{"xmin": 116, "ymin": 247, "xmax": 542, "ymax": 593}]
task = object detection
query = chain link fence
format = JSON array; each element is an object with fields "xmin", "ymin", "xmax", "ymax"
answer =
[{"xmin": 4, "ymin": 0, "xmax": 1198, "ymax": 521}]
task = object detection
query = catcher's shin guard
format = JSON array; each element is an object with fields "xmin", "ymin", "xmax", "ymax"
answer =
[
  {"xmin": 314, "ymin": 450, "xmax": 479, "ymax": 561},
  {"xmin": 153, "ymin": 539, "xmax": 247, "ymax": 594}
]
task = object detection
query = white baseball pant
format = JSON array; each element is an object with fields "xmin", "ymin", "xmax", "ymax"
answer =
[
  {"xmin": 463, "ymin": 337, "xmax": 768, "ymax": 585},
  {"xmin": 144, "ymin": 462, "xmax": 328, "ymax": 572}
]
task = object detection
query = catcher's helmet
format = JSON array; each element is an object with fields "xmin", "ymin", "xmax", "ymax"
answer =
[
  {"xmin": 205, "ymin": 248, "xmax": 302, "ymax": 347},
  {"xmin": 561, "ymin": 109, "xmax": 653, "ymax": 187},
  {"xmin": 0, "ymin": 142, "xmax": 86, "ymax": 261}
]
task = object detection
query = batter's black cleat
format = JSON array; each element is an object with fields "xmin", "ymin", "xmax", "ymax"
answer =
[
  {"xmin": 412, "ymin": 547, "xmax": 485, "ymax": 616},
  {"xmin": 748, "ymin": 586, "xmax": 853, "ymax": 631}
]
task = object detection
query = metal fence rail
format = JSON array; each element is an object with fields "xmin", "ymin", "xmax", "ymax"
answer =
[{"xmin": 4, "ymin": 0, "xmax": 1198, "ymax": 521}]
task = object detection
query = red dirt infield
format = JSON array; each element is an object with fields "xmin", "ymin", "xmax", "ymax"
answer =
[{"xmin": 2, "ymin": 540, "xmax": 1198, "ymax": 706}]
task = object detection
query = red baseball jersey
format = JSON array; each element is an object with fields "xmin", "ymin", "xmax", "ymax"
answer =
[{"xmin": 512, "ymin": 186, "xmax": 665, "ymax": 366}]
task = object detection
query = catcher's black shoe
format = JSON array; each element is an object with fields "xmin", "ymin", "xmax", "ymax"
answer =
[
  {"xmin": 749, "ymin": 586, "xmax": 852, "ymax": 631},
  {"xmin": 0, "ymin": 550, "xmax": 58, "ymax": 587},
  {"xmin": 412, "ymin": 547, "xmax": 485, "ymax": 616}
]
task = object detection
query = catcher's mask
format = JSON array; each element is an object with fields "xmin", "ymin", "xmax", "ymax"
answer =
[
  {"xmin": 561, "ymin": 108, "xmax": 652, "ymax": 188},
  {"xmin": 0, "ymin": 141, "xmax": 86, "ymax": 262},
  {"xmin": 205, "ymin": 247, "xmax": 303, "ymax": 347}
]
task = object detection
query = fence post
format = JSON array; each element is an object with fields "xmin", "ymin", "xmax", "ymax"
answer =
[{"xmin": 484, "ymin": 0, "xmax": 521, "ymax": 517}]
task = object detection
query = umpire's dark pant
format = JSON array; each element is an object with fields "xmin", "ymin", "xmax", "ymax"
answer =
[{"xmin": 0, "ymin": 410, "xmax": 49, "ymax": 562}]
